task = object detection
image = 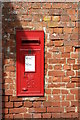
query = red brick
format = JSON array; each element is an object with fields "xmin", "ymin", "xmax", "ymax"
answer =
[
  {"xmin": 48, "ymin": 83, "xmax": 64, "ymax": 88},
  {"xmin": 54, "ymin": 65, "xmax": 62, "ymax": 70},
  {"xmin": 9, "ymin": 107, "xmax": 27, "ymax": 114},
  {"xmin": 66, "ymin": 71, "xmax": 74, "ymax": 76},
  {"xmin": 5, "ymin": 78, "xmax": 13, "ymax": 83},
  {"xmin": 33, "ymin": 113, "xmax": 41, "ymax": 118},
  {"xmin": 2, "ymin": 96, "xmax": 8, "ymax": 102},
  {"xmin": 14, "ymin": 114, "xmax": 23, "ymax": 119},
  {"xmin": 63, "ymin": 65, "xmax": 71, "ymax": 70},
  {"xmin": 53, "ymin": 28, "xmax": 62, "ymax": 33},
  {"xmin": 61, "ymin": 112, "xmax": 78, "ymax": 118},
  {"xmin": 52, "ymin": 3, "xmax": 62, "ymax": 8},
  {"xmin": 48, "ymin": 71, "xmax": 65, "ymax": 77},
  {"xmin": 5, "ymin": 90, "xmax": 13, "ymax": 95},
  {"xmin": 49, "ymin": 59, "xmax": 66, "ymax": 64},
  {"xmin": 10, "ymin": 96, "xmax": 22, "ymax": 102},
  {"xmin": 72, "ymin": 28, "xmax": 78, "ymax": 33},
  {"xmin": 66, "ymin": 95, "xmax": 74, "ymax": 100},
  {"xmin": 61, "ymin": 101, "xmax": 70, "ymax": 107},
  {"xmin": 65, "ymin": 46, "xmax": 73, "ymax": 52},
  {"xmin": 66, "ymin": 83, "xmax": 75, "ymax": 88},
  {"xmin": 47, "ymin": 107, "xmax": 64, "ymax": 113},
  {"xmin": 49, "ymin": 9, "xmax": 63, "ymax": 15},
  {"xmin": 52, "ymin": 89, "xmax": 60, "ymax": 94},
  {"xmin": 33, "ymin": 102, "xmax": 41, "ymax": 107},
  {"xmin": 53, "ymin": 77, "xmax": 61, "ymax": 82},
  {"xmin": 61, "ymin": 16, "xmax": 70, "ymax": 22},
  {"xmin": 48, "ymin": 95, "xmax": 60, "ymax": 101},
  {"xmin": 14, "ymin": 102, "xmax": 23, "ymax": 108},
  {"xmin": 36, "ymin": 97, "xmax": 46, "ymax": 101},
  {"xmin": 24, "ymin": 113, "xmax": 32, "ymax": 118},
  {"xmin": 52, "ymin": 113, "xmax": 61, "ymax": 118},
  {"xmin": 42, "ymin": 3, "xmax": 51, "ymax": 8},
  {"xmin": 4, "ymin": 114, "xmax": 13, "ymax": 119},
  {"xmin": 63, "ymin": 28, "xmax": 72, "ymax": 33},
  {"xmin": 70, "ymin": 34, "xmax": 78, "ymax": 40},
  {"xmin": 70, "ymin": 89, "xmax": 78, "ymax": 94},
  {"xmin": 45, "ymin": 89, "xmax": 51, "ymax": 94},
  {"xmin": 43, "ymin": 16, "xmax": 51, "ymax": 22},
  {"xmin": 31, "ymin": 3, "xmax": 41, "ymax": 9},
  {"xmin": 5, "ymin": 102, "xmax": 13, "ymax": 108},
  {"xmin": 71, "ymin": 101, "xmax": 78, "ymax": 107},
  {"xmin": 52, "ymin": 16, "xmax": 60, "ymax": 22},
  {"xmin": 2, "ymin": 108, "xmax": 8, "ymax": 114},
  {"xmin": 66, "ymin": 107, "xmax": 75, "ymax": 112},
  {"xmin": 4, "ymin": 59, "xmax": 9, "ymax": 64},
  {"xmin": 61, "ymin": 89, "xmax": 68, "ymax": 94},
  {"xmin": 24, "ymin": 101, "xmax": 32, "ymax": 107},
  {"xmin": 43, "ymin": 102, "xmax": 60, "ymax": 107},
  {"xmin": 62, "ymin": 53, "xmax": 70, "ymax": 58},
  {"xmin": 54, "ymin": 40, "xmax": 64, "ymax": 47},
  {"xmin": 71, "ymin": 77, "xmax": 79, "ymax": 82},
  {"xmin": 67, "ymin": 9, "xmax": 75, "ymax": 15},
  {"xmin": 73, "ymin": 65, "xmax": 80, "ymax": 70},
  {"xmin": 29, "ymin": 108, "xmax": 46, "ymax": 113},
  {"xmin": 67, "ymin": 59, "xmax": 75, "ymax": 64},
  {"xmin": 71, "ymin": 53, "xmax": 78, "ymax": 58},
  {"xmin": 43, "ymin": 113, "xmax": 51, "ymax": 118}
]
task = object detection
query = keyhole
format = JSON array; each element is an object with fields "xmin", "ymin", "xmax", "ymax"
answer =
[{"xmin": 28, "ymin": 49, "xmax": 31, "ymax": 54}]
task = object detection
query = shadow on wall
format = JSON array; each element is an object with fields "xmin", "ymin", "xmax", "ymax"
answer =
[
  {"xmin": 2, "ymin": 2, "xmax": 30, "ymax": 119},
  {"xmin": 78, "ymin": 1, "xmax": 80, "ymax": 120},
  {"xmin": 2, "ymin": 1, "xmax": 80, "ymax": 120}
]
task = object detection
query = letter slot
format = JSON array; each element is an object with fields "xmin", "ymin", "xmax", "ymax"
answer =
[{"xmin": 22, "ymin": 39, "xmax": 40, "ymax": 45}]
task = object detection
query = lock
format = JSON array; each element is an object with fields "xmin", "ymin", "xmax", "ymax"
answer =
[
  {"xmin": 28, "ymin": 49, "xmax": 31, "ymax": 54},
  {"xmin": 16, "ymin": 30, "xmax": 44, "ymax": 96}
]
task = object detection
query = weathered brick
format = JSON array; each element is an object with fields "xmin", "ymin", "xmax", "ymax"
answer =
[
  {"xmin": 54, "ymin": 40, "xmax": 64, "ymax": 47},
  {"xmin": 53, "ymin": 28, "xmax": 63, "ymax": 33},
  {"xmin": 48, "ymin": 71, "xmax": 65, "ymax": 77},
  {"xmin": 33, "ymin": 113, "xmax": 41, "ymax": 118},
  {"xmin": 32, "ymin": 3, "xmax": 41, "ymax": 9},
  {"xmin": 66, "ymin": 95, "xmax": 74, "ymax": 100},
  {"xmin": 52, "ymin": 89, "xmax": 60, "ymax": 94},
  {"xmin": 42, "ymin": 113, "xmax": 51, "ymax": 118},
  {"xmin": 61, "ymin": 101, "xmax": 70, "ymax": 107},
  {"xmin": 67, "ymin": 9, "xmax": 76, "ymax": 15},
  {"xmin": 24, "ymin": 101, "xmax": 32, "ymax": 107},
  {"xmin": 43, "ymin": 16, "xmax": 51, "ymax": 21},
  {"xmin": 63, "ymin": 28, "xmax": 72, "ymax": 33},
  {"xmin": 9, "ymin": 108, "xmax": 27, "ymax": 114},
  {"xmin": 47, "ymin": 107, "xmax": 64, "ymax": 113},
  {"xmin": 33, "ymin": 102, "xmax": 41, "ymax": 107},
  {"xmin": 24, "ymin": 113, "xmax": 32, "ymax": 118},
  {"xmin": 29, "ymin": 108, "xmax": 46, "ymax": 113},
  {"xmin": 5, "ymin": 90, "xmax": 13, "ymax": 95},
  {"xmin": 14, "ymin": 102, "xmax": 23, "ymax": 108},
  {"xmin": 5, "ymin": 102, "xmax": 13, "ymax": 108},
  {"xmin": 14, "ymin": 114, "xmax": 23, "ymax": 119},
  {"xmin": 42, "ymin": 3, "xmax": 52, "ymax": 9},
  {"xmin": 52, "ymin": 16, "xmax": 60, "ymax": 22}
]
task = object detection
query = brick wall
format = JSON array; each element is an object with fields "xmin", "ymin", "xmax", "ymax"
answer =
[{"xmin": 2, "ymin": 2, "xmax": 80, "ymax": 119}]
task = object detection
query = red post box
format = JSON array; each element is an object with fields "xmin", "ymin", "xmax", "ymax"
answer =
[{"xmin": 16, "ymin": 30, "xmax": 44, "ymax": 96}]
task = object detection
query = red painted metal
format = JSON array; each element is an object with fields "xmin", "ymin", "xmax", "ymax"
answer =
[{"xmin": 16, "ymin": 30, "xmax": 44, "ymax": 96}]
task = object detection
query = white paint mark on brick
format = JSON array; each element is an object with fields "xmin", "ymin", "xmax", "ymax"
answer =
[
  {"xmin": 75, "ymin": 107, "xmax": 77, "ymax": 112},
  {"xmin": 43, "ymin": 27, "xmax": 46, "ymax": 33}
]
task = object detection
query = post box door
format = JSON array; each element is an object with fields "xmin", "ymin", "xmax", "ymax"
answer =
[
  {"xmin": 16, "ymin": 30, "xmax": 44, "ymax": 96},
  {"xmin": 20, "ymin": 49, "xmax": 42, "ymax": 95}
]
